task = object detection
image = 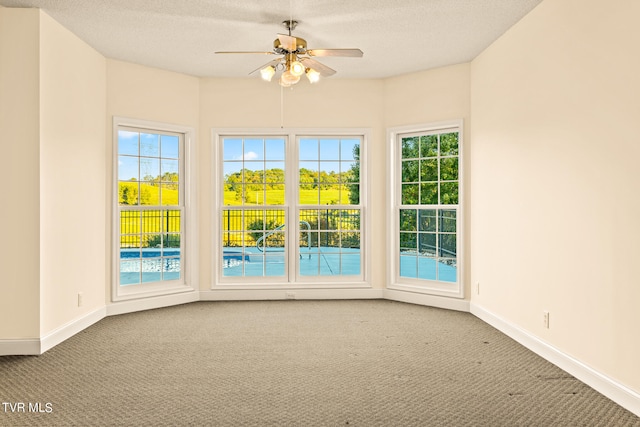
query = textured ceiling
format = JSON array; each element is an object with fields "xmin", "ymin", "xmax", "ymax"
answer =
[{"xmin": 0, "ymin": 0, "xmax": 543, "ymax": 79}]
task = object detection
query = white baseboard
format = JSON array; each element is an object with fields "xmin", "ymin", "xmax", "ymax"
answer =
[
  {"xmin": 384, "ymin": 288, "xmax": 470, "ymax": 312},
  {"xmin": 106, "ymin": 290, "xmax": 199, "ymax": 316},
  {"xmin": 200, "ymin": 288, "xmax": 384, "ymax": 301},
  {"xmin": 0, "ymin": 307, "xmax": 107, "ymax": 356},
  {"xmin": 470, "ymin": 302, "xmax": 640, "ymax": 418},
  {"xmin": 41, "ymin": 306, "xmax": 107, "ymax": 354}
]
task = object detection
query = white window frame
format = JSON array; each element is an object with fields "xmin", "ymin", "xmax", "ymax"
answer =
[
  {"xmin": 212, "ymin": 128, "xmax": 371, "ymax": 289},
  {"xmin": 112, "ymin": 117, "xmax": 197, "ymax": 301},
  {"xmin": 387, "ymin": 120, "xmax": 464, "ymax": 298}
]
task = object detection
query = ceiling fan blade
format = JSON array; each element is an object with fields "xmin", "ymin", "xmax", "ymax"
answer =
[
  {"xmin": 215, "ymin": 51, "xmax": 276, "ymax": 55},
  {"xmin": 277, "ymin": 33, "xmax": 298, "ymax": 51},
  {"xmin": 307, "ymin": 49, "xmax": 364, "ymax": 57},
  {"xmin": 300, "ymin": 57, "xmax": 336, "ymax": 77},
  {"xmin": 249, "ymin": 58, "xmax": 283, "ymax": 75}
]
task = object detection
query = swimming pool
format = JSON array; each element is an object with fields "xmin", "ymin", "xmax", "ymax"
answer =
[
  {"xmin": 120, "ymin": 249, "xmax": 181, "ymax": 285},
  {"xmin": 399, "ymin": 253, "xmax": 457, "ymax": 282},
  {"xmin": 120, "ymin": 248, "xmax": 456, "ymax": 284},
  {"xmin": 221, "ymin": 246, "xmax": 362, "ymax": 277}
]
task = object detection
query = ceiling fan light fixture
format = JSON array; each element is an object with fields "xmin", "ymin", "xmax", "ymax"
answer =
[
  {"xmin": 289, "ymin": 60, "xmax": 305, "ymax": 77},
  {"xmin": 216, "ymin": 19, "xmax": 362, "ymax": 87},
  {"xmin": 306, "ymin": 68, "xmax": 321, "ymax": 83},
  {"xmin": 280, "ymin": 69, "xmax": 300, "ymax": 86},
  {"xmin": 260, "ymin": 65, "xmax": 276, "ymax": 82}
]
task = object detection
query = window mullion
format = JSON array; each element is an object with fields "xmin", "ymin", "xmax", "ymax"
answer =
[{"xmin": 289, "ymin": 134, "xmax": 298, "ymax": 281}]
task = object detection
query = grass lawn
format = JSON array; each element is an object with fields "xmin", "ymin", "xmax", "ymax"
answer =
[
  {"xmin": 119, "ymin": 185, "xmax": 354, "ymax": 248},
  {"xmin": 221, "ymin": 187, "xmax": 353, "ymax": 241},
  {"xmin": 119, "ymin": 183, "xmax": 180, "ymax": 247},
  {"xmin": 223, "ymin": 187, "xmax": 348, "ymax": 206}
]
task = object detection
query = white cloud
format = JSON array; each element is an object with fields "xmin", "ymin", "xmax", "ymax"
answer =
[{"xmin": 236, "ymin": 151, "xmax": 258, "ymax": 161}]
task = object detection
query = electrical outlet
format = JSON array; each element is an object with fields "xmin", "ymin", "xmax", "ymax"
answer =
[
  {"xmin": 78, "ymin": 292, "xmax": 84, "ymax": 307},
  {"xmin": 285, "ymin": 292, "xmax": 296, "ymax": 300},
  {"xmin": 543, "ymin": 310, "xmax": 550, "ymax": 329},
  {"xmin": 475, "ymin": 282, "xmax": 480, "ymax": 295}
]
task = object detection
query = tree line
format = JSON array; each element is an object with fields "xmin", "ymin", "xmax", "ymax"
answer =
[
  {"xmin": 119, "ymin": 172, "xmax": 179, "ymax": 205},
  {"xmin": 224, "ymin": 168, "xmax": 356, "ymax": 191},
  {"xmin": 224, "ymin": 145, "xmax": 361, "ymax": 205}
]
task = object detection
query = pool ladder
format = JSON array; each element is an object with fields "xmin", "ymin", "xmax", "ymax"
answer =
[{"xmin": 256, "ymin": 221, "xmax": 312, "ymax": 259}]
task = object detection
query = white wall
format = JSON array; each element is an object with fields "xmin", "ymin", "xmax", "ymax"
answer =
[
  {"xmin": 383, "ymin": 64, "xmax": 470, "ymax": 128},
  {"xmin": 39, "ymin": 12, "xmax": 107, "ymax": 335},
  {"xmin": 470, "ymin": 0, "xmax": 640, "ymax": 394},
  {"xmin": 0, "ymin": 8, "xmax": 107, "ymax": 342},
  {"xmin": 0, "ymin": 7, "xmax": 41, "ymax": 339},
  {"xmin": 106, "ymin": 59, "xmax": 200, "ymax": 126}
]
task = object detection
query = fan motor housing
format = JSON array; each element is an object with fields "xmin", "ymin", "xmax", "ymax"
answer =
[{"xmin": 274, "ymin": 37, "xmax": 307, "ymax": 53}]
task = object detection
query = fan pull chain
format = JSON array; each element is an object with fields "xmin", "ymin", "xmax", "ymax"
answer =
[{"xmin": 280, "ymin": 84, "xmax": 284, "ymax": 128}]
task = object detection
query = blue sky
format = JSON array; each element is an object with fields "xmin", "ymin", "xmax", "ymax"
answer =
[
  {"xmin": 222, "ymin": 137, "xmax": 359, "ymax": 176},
  {"xmin": 118, "ymin": 131, "xmax": 180, "ymax": 181}
]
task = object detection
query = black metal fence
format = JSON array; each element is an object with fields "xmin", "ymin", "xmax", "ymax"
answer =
[
  {"xmin": 222, "ymin": 208, "xmax": 361, "ymax": 249},
  {"xmin": 120, "ymin": 209, "xmax": 181, "ymax": 248}
]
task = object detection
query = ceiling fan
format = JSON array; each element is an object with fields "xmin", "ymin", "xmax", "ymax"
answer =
[{"xmin": 215, "ymin": 20, "xmax": 363, "ymax": 87}]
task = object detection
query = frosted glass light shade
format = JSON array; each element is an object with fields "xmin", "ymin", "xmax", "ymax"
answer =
[
  {"xmin": 306, "ymin": 68, "xmax": 320, "ymax": 83},
  {"xmin": 280, "ymin": 70, "xmax": 301, "ymax": 86},
  {"xmin": 260, "ymin": 66, "xmax": 276, "ymax": 82}
]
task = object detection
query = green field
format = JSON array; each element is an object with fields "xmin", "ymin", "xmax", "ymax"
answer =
[
  {"xmin": 119, "ymin": 184, "xmax": 354, "ymax": 249},
  {"xmin": 119, "ymin": 183, "xmax": 181, "ymax": 248},
  {"xmin": 119, "ymin": 181, "xmax": 179, "ymax": 206},
  {"xmin": 223, "ymin": 187, "xmax": 347, "ymax": 206}
]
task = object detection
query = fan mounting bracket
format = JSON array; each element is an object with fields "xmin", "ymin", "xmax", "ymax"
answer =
[{"xmin": 282, "ymin": 20, "xmax": 298, "ymax": 33}]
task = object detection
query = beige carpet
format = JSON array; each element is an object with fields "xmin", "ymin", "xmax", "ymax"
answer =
[{"xmin": 1, "ymin": 300, "xmax": 638, "ymax": 426}]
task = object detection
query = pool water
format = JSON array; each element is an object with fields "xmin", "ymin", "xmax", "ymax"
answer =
[
  {"xmin": 399, "ymin": 254, "xmax": 457, "ymax": 282},
  {"xmin": 120, "ymin": 249, "xmax": 181, "ymax": 285},
  {"xmin": 120, "ymin": 248, "xmax": 457, "ymax": 284},
  {"xmin": 221, "ymin": 247, "xmax": 362, "ymax": 277}
]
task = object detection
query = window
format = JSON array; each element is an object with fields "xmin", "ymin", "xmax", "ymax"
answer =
[
  {"xmin": 216, "ymin": 130, "xmax": 366, "ymax": 286},
  {"xmin": 297, "ymin": 137, "xmax": 362, "ymax": 278},
  {"xmin": 113, "ymin": 118, "xmax": 195, "ymax": 300},
  {"xmin": 389, "ymin": 121, "xmax": 463, "ymax": 297},
  {"xmin": 221, "ymin": 136, "xmax": 287, "ymax": 280}
]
